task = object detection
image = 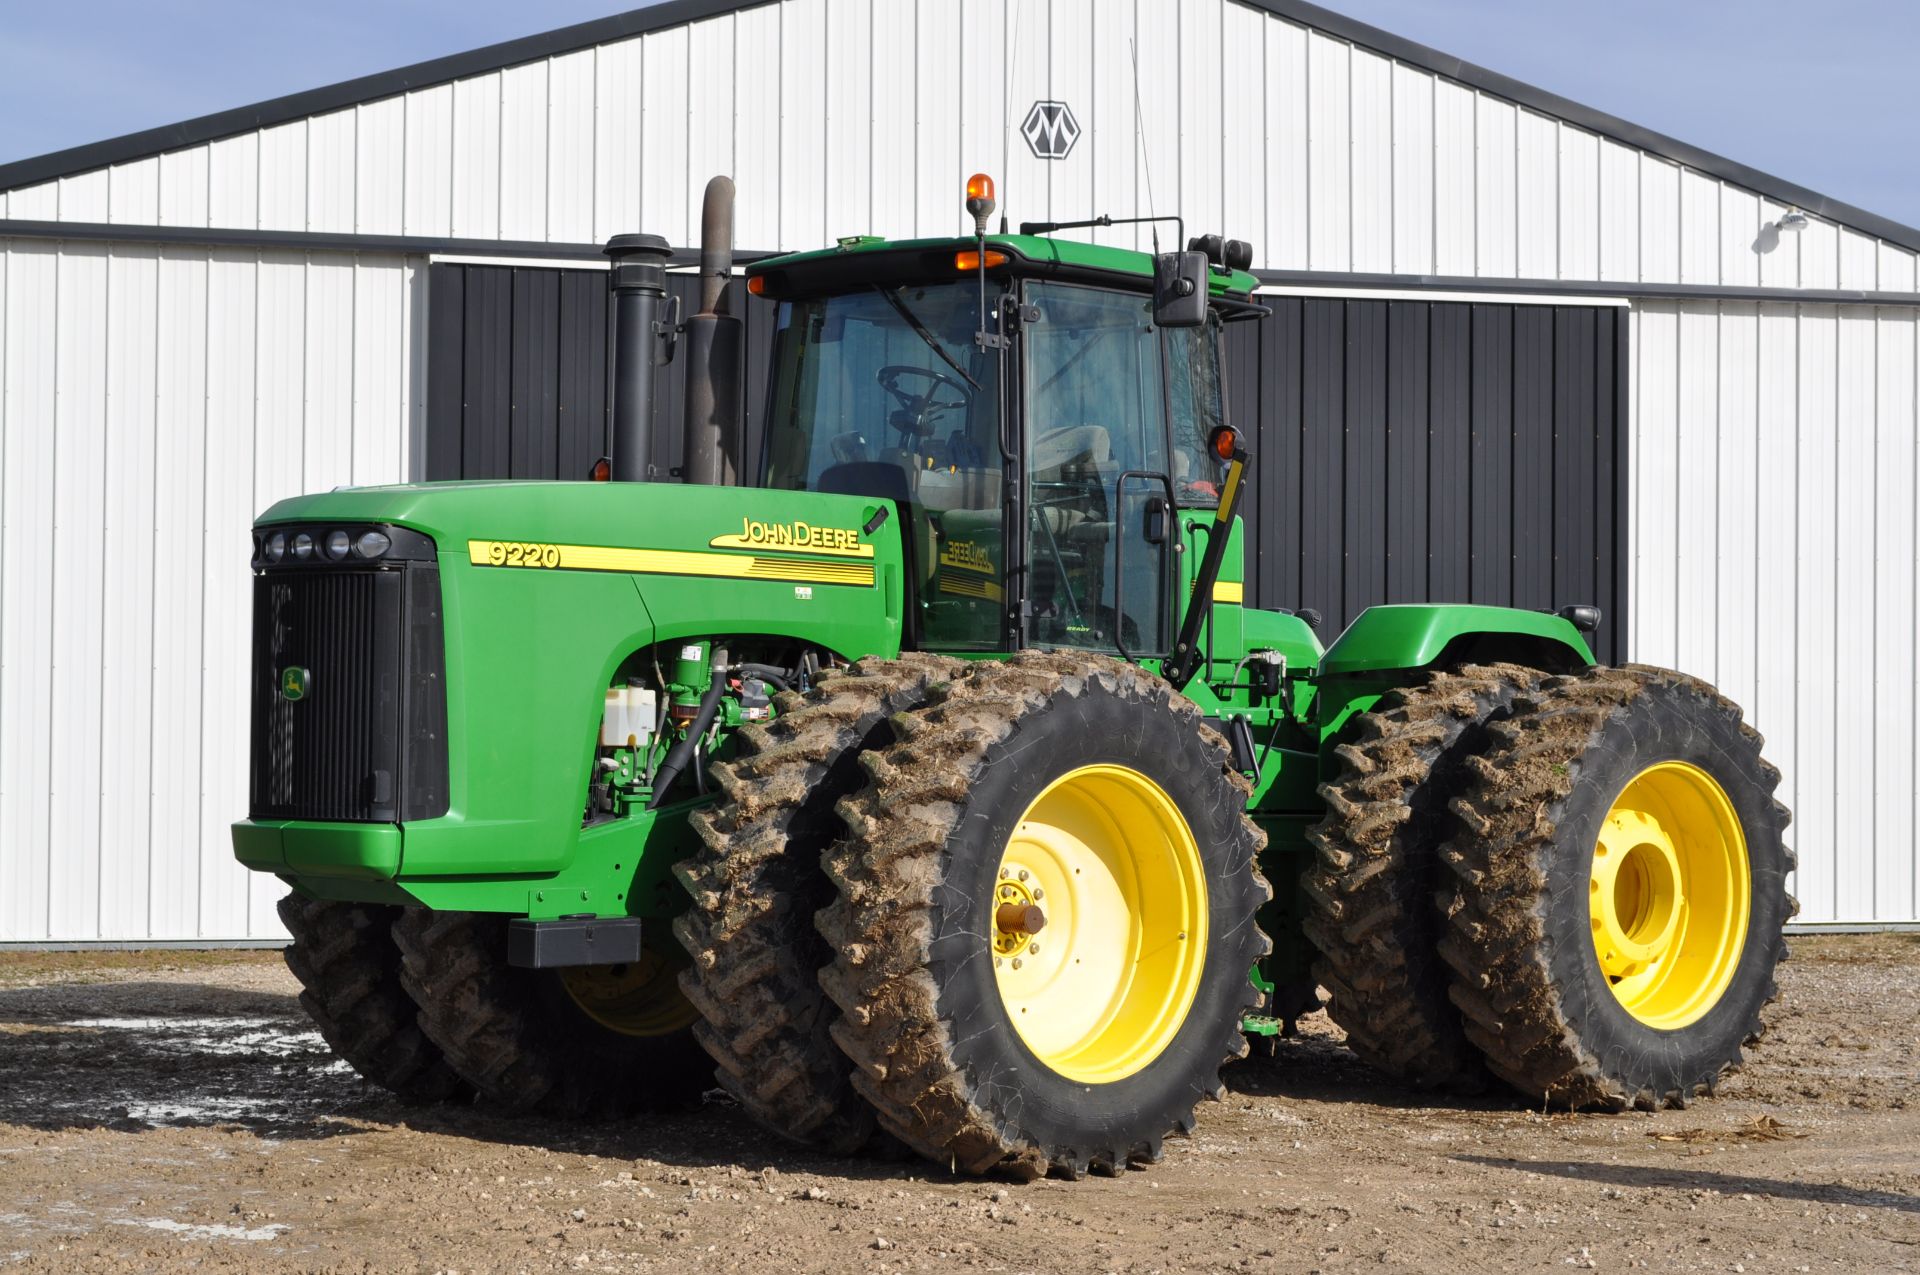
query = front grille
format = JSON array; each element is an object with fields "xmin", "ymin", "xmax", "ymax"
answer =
[{"xmin": 249, "ymin": 557, "xmax": 448, "ymax": 823}]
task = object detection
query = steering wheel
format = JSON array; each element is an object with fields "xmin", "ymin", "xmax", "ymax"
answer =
[{"xmin": 877, "ymin": 365, "xmax": 971, "ymax": 441}]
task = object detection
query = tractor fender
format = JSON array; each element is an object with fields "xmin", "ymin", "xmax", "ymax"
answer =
[{"xmin": 1318, "ymin": 604, "xmax": 1594, "ymax": 678}]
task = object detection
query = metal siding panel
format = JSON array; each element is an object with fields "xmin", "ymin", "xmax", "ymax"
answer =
[
  {"xmin": 735, "ymin": 6, "xmax": 783, "ymax": 244},
  {"xmin": 1514, "ymin": 111, "xmax": 1556, "ymax": 280},
  {"xmin": 1595, "ymin": 310, "xmax": 1622, "ymax": 664},
  {"xmin": 1557, "ymin": 126, "xmax": 1598, "ymax": 281},
  {"xmin": 352, "ymin": 256, "xmax": 408, "ymax": 484},
  {"xmin": 1001, "ymin": 0, "xmax": 1052, "ymax": 234},
  {"xmin": 1598, "ymin": 139, "xmax": 1639, "ymax": 283},
  {"xmin": 1510, "ymin": 305, "xmax": 1553, "ymax": 609},
  {"xmin": 594, "ymin": 37, "xmax": 645, "ymax": 244},
  {"xmin": 426, "ymin": 264, "xmax": 466, "ymax": 479},
  {"xmin": 1833, "ymin": 307, "xmax": 1874, "ymax": 923},
  {"xmin": 1472, "ymin": 97, "xmax": 1516, "ymax": 279},
  {"xmin": 1793, "ymin": 308, "xmax": 1837, "ymax": 922},
  {"xmin": 1127, "ymin": 0, "xmax": 1174, "ymax": 255},
  {"xmin": 1263, "ymin": 296, "xmax": 1305, "ymax": 607},
  {"xmin": 149, "ymin": 249, "xmax": 212, "ymax": 940},
  {"xmin": 1632, "ymin": 304, "xmax": 1680, "ymax": 664},
  {"xmin": 303, "ymin": 256, "xmax": 355, "ymax": 494},
  {"xmin": 1467, "ymin": 304, "xmax": 1512, "ymax": 605},
  {"xmin": 355, "ymin": 97, "xmax": 405, "ymax": 235},
  {"xmin": 1719, "ymin": 185, "xmax": 1760, "ymax": 288},
  {"xmin": 1551, "ymin": 307, "xmax": 1598, "ymax": 622},
  {"xmin": 47, "ymin": 243, "xmax": 108, "ymax": 940},
  {"xmin": 1384, "ymin": 301, "xmax": 1429, "ymax": 600},
  {"xmin": 1873, "ymin": 309, "xmax": 1915, "ymax": 921},
  {"xmin": 1263, "ymin": 18, "xmax": 1308, "ymax": 270},
  {"xmin": 254, "ymin": 252, "xmax": 306, "ymax": 513},
  {"xmin": 782, "ymin": 0, "xmax": 829, "ymax": 250},
  {"xmin": 110, "ymin": 157, "xmax": 161, "ymax": 225},
  {"xmin": 405, "ymin": 84, "xmax": 455, "ymax": 238},
  {"xmin": 1179, "ymin": 0, "xmax": 1226, "ymax": 249},
  {"xmin": 461, "ymin": 267, "xmax": 513, "ymax": 477},
  {"xmin": 1757, "ymin": 199, "xmax": 1801, "ymax": 290},
  {"xmin": 1427, "ymin": 302, "xmax": 1471, "ymax": 602},
  {"xmin": 914, "ymin": 0, "xmax": 961, "ymax": 240},
  {"xmin": 158, "ymin": 147, "xmax": 210, "ymax": 228},
  {"xmin": 1, "ymin": 242, "xmax": 57, "ymax": 940},
  {"xmin": 643, "ymin": 25, "xmax": 691, "ymax": 247},
  {"xmin": 1222, "ymin": 0, "xmax": 1266, "ymax": 258},
  {"xmin": 258, "ymin": 120, "xmax": 309, "ymax": 233},
  {"xmin": 547, "ymin": 49, "xmax": 597, "ymax": 245},
  {"xmin": 1678, "ymin": 169, "xmax": 1719, "ymax": 286},
  {"xmin": 1431, "ymin": 79, "xmax": 1474, "ymax": 276},
  {"xmin": 99, "ymin": 246, "xmax": 160, "ymax": 939},
  {"xmin": 824, "ymin": 0, "xmax": 878, "ymax": 237},
  {"xmin": 1048, "ymin": 0, "xmax": 1096, "ymax": 240},
  {"xmin": 1880, "ymin": 245, "xmax": 1918, "ymax": 293},
  {"xmin": 208, "ymin": 133, "xmax": 259, "ymax": 230},
  {"xmin": 556, "ymin": 269, "xmax": 610, "ymax": 477},
  {"xmin": 1305, "ymin": 31, "xmax": 1350, "ymax": 272},
  {"xmin": 509, "ymin": 269, "xmax": 561, "ymax": 477},
  {"xmin": 1638, "ymin": 157, "xmax": 1679, "ymax": 285},
  {"xmin": 1342, "ymin": 299, "xmax": 1387, "ymax": 619},
  {"xmin": 1752, "ymin": 303, "xmax": 1798, "ymax": 902},
  {"xmin": 452, "ymin": 71, "xmax": 502, "ymax": 240},
  {"xmin": 61, "ymin": 170, "xmax": 110, "ymax": 223},
  {"xmin": 1390, "ymin": 65, "xmax": 1433, "ymax": 276},
  {"xmin": 1839, "ymin": 229, "xmax": 1879, "ymax": 290},
  {"xmin": 1348, "ymin": 49, "xmax": 1391, "ymax": 274},
  {"xmin": 498, "ymin": 61, "xmax": 550, "ymax": 241},
  {"xmin": 207, "ymin": 250, "xmax": 266, "ymax": 938},
  {"xmin": 686, "ymin": 16, "xmax": 737, "ymax": 228},
  {"xmin": 7, "ymin": 181, "xmax": 59, "ymax": 220},
  {"xmin": 1673, "ymin": 301, "xmax": 1718, "ymax": 675},
  {"xmin": 1799, "ymin": 216, "xmax": 1838, "ymax": 291},
  {"xmin": 307, "ymin": 108, "xmax": 356, "ymax": 234},
  {"xmin": 1299, "ymin": 299, "xmax": 1343, "ymax": 620},
  {"xmin": 1713, "ymin": 305, "xmax": 1759, "ymax": 713}
]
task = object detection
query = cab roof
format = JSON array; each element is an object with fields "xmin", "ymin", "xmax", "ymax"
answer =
[{"xmin": 748, "ymin": 234, "xmax": 1259, "ymax": 304}]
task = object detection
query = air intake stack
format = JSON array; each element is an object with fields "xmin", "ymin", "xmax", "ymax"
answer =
[
  {"xmin": 603, "ymin": 232, "xmax": 673, "ymax": 481},
  {"xmin": 682, "ymin": 176, "xmax": 743, "ymax": 486}
]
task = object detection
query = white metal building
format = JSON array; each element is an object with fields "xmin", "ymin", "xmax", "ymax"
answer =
[{"xmin": 2, "ymin": 0, "xmax": 1916, "ymax": 942}]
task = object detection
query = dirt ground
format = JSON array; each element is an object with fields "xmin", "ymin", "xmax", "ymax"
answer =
[{"xmin": 0, "ymin": 937, "xmax": 1913, "ymax": 1274}]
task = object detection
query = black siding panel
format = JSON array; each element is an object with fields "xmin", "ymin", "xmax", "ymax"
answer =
[
  {"xmin": 1427, "ymin": 303, "xmax": 1472, "ymax": 604},
  {"xmin": 1468, "ymin": 305, "xmax": 1514, "ymax": 609},
  {"xmin": 1342, "ymin": 300, "xmax": 1389, "ymax": 621},
  {"xmin": 1385, "ymin": 302, "xmax": 1430, "ymax": 603}
]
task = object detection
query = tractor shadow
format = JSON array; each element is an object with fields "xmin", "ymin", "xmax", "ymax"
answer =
[
  {"xmin": 1225, "ymin": 1015, "xmax": 1523, "ymax": 1115},
  {"xmin": 1457, "ymin": 1154, "xmax": 1920, "ymax": 1216}
]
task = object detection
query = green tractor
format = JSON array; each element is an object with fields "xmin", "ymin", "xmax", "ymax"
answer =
[{"xmin": 237, "ymin": 175, "xmax": 1793, "ymax": 1179}]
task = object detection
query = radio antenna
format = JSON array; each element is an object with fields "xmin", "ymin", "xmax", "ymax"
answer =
[
  {"xmin": 1003, "ymin": 0, "xmax": 1024, "ymax": 224},
  {"xmin": 1128, "ymin": 38, "xmax": 1160, "ymax": 253}
]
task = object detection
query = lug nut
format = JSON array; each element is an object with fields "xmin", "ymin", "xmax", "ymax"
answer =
[
  {"xmin": 1017, "ymin": 869, "xmax": 1029, "ymax": 881},
  {"xmin": 1012, "ymin": 958, "xmax": 1023, "ymax": 970},
  {"xmin": 1028, "ymin": 942, "xmax": 1039, "ymax": 956}
]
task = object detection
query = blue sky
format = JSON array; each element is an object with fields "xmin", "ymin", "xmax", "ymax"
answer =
[{"xmin": 4, "ymin": 0, "xmax": 1915, "ymax": 230}]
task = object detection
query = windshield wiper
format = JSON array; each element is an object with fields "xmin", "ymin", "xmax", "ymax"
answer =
[{"xmin": 871, "ymin": 285, "xmax": 982, "ymax": 391}]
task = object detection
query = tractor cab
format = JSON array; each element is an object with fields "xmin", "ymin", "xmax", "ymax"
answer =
[{"xmin": 747, "ymin": 220, "xmax": 1261, "ymax": 661}]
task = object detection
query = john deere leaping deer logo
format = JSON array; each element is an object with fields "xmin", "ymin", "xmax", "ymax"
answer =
[
  {"xmin": 1021, "ymin": 101, "xmax": 1081, "ymax": 160},
  {"xmin": 280, "ymin": 666, "xmax": 311, "ymax": 702}
]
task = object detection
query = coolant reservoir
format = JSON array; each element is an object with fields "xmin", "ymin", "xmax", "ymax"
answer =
[{"xmin": 600, "ymin": 685, "xmax": 659, "ymax": 749}]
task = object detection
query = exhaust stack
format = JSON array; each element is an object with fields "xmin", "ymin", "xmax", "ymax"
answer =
[
  {"xmin": 603, "ymin": 232, "xmax": 672, "ymax": 481},
  {"xmin": 682, "ymin": 176, "xmax": 743, "ymax": 486}
]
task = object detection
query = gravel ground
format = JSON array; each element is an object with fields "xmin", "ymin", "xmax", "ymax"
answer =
[{"xmin": 0, "ymin": 935, "xmax": 1914, "ymax": 1273}]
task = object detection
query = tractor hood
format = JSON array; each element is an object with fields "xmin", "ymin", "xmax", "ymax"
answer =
[{"xmin": 255, "ymin": 479, "xmax": 909, "ymax": 662}]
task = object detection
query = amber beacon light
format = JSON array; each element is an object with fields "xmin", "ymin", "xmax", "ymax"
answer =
[{"xmin": 965, "ymin": 173, "xmax": 997, "ymax": 235}]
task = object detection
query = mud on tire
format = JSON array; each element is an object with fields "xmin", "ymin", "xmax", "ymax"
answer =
[
  {"xmin": 817, "ymin": 651, "xmax": 1271, "ymax": 1180},
  {"xmin": 1437, "ymin": 665, "xmax": 1795, "ymax": 1110},
  {"xmin": 278, "ymin": 895, "xmax": 467, "ymax": 1103},
  {"xmin": 394, "ymin": 909, "xmax": 708, "ymax": 1117},
  {"xmin": 1302, "ymin": 664, "xmax": 1542, "ymax": 1090},
  {"xmin": 674, "ymin": 654, "xmax": 966, "ymax": 1153}
]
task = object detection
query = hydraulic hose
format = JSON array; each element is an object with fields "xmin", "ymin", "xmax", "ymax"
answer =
[{"xmin": 647, "ymin": 645, "xmax": 728, "ymax": 809}]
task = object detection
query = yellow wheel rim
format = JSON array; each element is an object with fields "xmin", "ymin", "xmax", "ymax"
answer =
[
  {"xmin": 1589, "ymin": 762, "xmax": 1751, "ymax": 1030},
  {"xmin": 556, "ymin": 942, "xmax": 701, "ymax": 1038},
  {"xmin": 991, "ymin": 764, "xmax": 1208, "ymax": 1084}
]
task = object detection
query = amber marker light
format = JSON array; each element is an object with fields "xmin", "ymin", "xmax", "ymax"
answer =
[
  {"xmin": 956, "ymin": 249, "xmax": 1008, "ymax": 271},
  {"xmin": 746, "ymin": 275, "xmax": 767, "ymax": 295}
]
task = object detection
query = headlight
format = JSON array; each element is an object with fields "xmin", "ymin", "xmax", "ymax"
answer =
[
  {"xmin": 292, "ymin": 532, "xmax": 315, "ymax": 560},
  {"xmin": 324, "ymin": 529, "xmax": 352, "ymax": 560},
  {"xmin": 265, "ymin": 532, "xmax": 287, "ymax": 563},
  {"xmin": 353, "ymin": 529, "xmax": 392, "ymax": 559}
]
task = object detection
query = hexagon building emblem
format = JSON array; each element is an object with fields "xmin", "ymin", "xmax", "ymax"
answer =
[{"xmin": 1021, "ymin": 101, "xmax": 1081, "ymax": 160}]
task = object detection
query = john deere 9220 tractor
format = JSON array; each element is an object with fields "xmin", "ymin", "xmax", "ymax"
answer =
[{"xmin": 237, "ymin": 175, "xmax": 1792, "ymax": 1180}]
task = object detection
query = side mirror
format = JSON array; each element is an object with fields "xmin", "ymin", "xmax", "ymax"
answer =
[{"xmin": 1153, "ymin": 251, "xmax": 1208, "ymax": 328}]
